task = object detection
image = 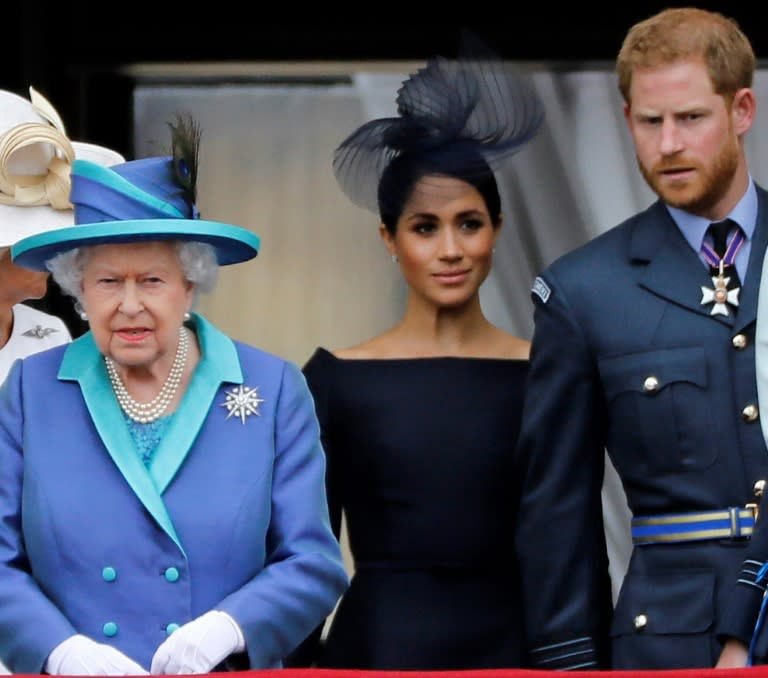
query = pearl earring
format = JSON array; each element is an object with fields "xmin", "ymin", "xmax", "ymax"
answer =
[
  {"xmin": 79, "ymin": 311, "xmax": 88, "ymax": 321},
  {"xmin": 391, "ymin": 254, "xmax": 399, "ymax": 263},
  {"xmin": 183, "ymin": 311, "xmax": 191, "ymax": 322}
]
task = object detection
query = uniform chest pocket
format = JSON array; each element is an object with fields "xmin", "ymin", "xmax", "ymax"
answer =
[{"xmin": 599, "ymin": 346, "xmax": 715, "ymax": 474}]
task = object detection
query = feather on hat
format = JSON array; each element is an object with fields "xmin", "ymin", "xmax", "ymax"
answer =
[{"xmin": 12, "ymin": 113, "xmax": 260, "ymax": 271}]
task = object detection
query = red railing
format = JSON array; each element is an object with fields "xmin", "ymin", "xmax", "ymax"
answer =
[{"xmin": 38, "ymin": 667, "xmax": 761, "ymax": 677}]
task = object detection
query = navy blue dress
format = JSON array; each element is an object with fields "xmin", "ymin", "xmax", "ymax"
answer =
[{"xmin": 295, "ymin": 347, "xmax": 528, "ymax": 670}]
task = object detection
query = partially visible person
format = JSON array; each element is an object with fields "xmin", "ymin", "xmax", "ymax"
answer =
[
  {"xmin": 286, "ymin": 38, "xmax": 544, "ymax": 670},
  {"xmin": 0, "ymin": 86, "xmax": 123, "ymax": 678},
  {"xmin": 716, "ymin": 250, "xmax": 768, "ymax": 668},
  {"xmin": 0, "ymin": 114, "xmax": 348, "ymax": 675},
  {"xmin": 0, "ymin": 86, "xmax": 125, "ymax": 382},
  {"xmin": 515, "ymin": 6, "xmax": 767, "ymax": 670}
]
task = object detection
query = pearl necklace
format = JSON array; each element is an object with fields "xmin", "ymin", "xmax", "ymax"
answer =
[{"xmin": 105, "ymin": 327, "xmax": 189, "ymax": 424}]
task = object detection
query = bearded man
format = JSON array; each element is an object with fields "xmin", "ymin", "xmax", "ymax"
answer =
[{"xmin": 514, "ymin": 7, "xmax": 767, "ymax": 671}]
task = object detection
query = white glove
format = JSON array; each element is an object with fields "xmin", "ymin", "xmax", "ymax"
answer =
[
  {"xmin": 45, "ymin": 634, "xmax": 149, "ymax": 675},
  {"xmin": 150, "ymin": 610, "xmax": 245, "ymax": 675}
]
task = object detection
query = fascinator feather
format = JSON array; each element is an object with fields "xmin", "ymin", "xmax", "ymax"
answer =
[{"xmin": 333, "ymin": 34, "xmax": 545, "ymax": 215}]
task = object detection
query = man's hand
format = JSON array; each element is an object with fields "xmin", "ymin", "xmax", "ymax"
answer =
[{"xmin": 715, "ymin": 638, "xmax": 749, "ymax": 668}]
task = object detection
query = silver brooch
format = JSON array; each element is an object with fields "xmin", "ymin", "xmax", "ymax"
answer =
[
  {"xmin": 22, "ymin": 325, "xmax": 60, "ymax": 339},
  {"xmin": 220, "ymin": 385, "xmax": 264, "ymax": 424}
]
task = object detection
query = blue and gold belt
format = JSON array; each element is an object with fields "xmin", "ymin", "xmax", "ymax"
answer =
[{"xmin": 631, "ymin": 506, "xmax": 757, "ymax": 545}]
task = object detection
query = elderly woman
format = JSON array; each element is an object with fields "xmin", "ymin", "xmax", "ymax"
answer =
[{"xmin": 0, "ymin": 116, "xmax": 348, "ymax": 675}]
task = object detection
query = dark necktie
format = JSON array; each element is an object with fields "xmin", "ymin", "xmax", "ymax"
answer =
[{"xmin": 706, "ymin": 219, "xmax": 742, "ymax": 290}]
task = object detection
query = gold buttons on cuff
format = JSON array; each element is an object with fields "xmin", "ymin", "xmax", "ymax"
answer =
[
  {"xmin": 633, "ymin": 614, "xmax": 648, "ymax": 630},
  {"xmin": 732, "ymin": 334, "xmax": 748, "ymax": 349},
  {"xmin": 643, "ymin": 376, "xmax": 659, "ymax": 393},
  {"xmin": 742, "ymin": 404, "xmax": 759, "ymax": 422}
]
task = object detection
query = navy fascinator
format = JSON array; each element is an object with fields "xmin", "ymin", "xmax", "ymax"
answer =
[{"xmin": 332, "ymin": 33, "xmax": 545, "ymax": 215}]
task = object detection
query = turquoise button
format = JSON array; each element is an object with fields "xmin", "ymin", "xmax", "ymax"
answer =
[
  {"xmin": 102, "ymin": 622, "xmax": 118, "ymax": 637},
  {"xmin": 101, "ymin": 567, "xmax": 117, "ymax": 582},
  {"xmin": 164, "ymin": 567, "xmax": 180, "ymax": 582},
  {"xmin": 166, "ymin": 623, "xmax": 180, "ymax": 635}
]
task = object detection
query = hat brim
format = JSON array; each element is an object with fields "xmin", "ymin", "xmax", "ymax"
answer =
[
  {"xmin": 0, "ymin": 141, "xmax": 126, "ymax": 248},
  {"xmin": 11, "ymin": 219, "xmax": 260, "ymax": 271}
]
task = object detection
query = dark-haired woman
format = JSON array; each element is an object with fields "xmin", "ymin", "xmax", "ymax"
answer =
[{"xmin": 290, "ymin": 43, "xmax": 545, "ymax": 670}]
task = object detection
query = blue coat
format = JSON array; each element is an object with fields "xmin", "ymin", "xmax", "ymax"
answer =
[
  {"xmin": 0, "ymin": 314, "xmax": 349, "ymax": 673},
  {"xmin": 515, "ymin": 189, "xmax": 768, "ymax": 669}
]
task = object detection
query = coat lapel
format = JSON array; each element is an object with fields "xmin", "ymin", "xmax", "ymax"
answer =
[
  {"xmin": 59, "ymin": 334, "xmax": 183, "ymax": 551},
  {"xmin": 148, "ymin": 315, "xmax": 243, "ymax": 493},
  {"xmin": 57, "ymin": 314, "xmax": 244, "ymax": 553},
  {"xmin": 632, "ymin": 199, "xmax": 761, "ymax": 327}
]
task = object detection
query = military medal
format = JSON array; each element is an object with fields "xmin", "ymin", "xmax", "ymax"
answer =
[
  {"xmin": 699, "ymin": 226, "xmax": 744, "ymax": 316},
  {"xmin": 700, "ymin": 262, "xmax": 739, "ymax": 316}
]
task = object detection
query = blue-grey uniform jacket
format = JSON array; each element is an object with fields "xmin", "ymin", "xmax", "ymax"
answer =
[{"xmin": 515, "ymin": 188, "xmax": 768, "ymax": 670}]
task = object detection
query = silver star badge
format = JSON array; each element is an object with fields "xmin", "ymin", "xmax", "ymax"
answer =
[
  {"xmin": 701, "ymin": 273, "xmax": 740, "ymax": 316},
  {"xmin": 220, "ymin": 385, "xmax": 264, "ymax": 424},
  {"xmin": 22, "ymin": 325, "xmax": 60, "ymax": 339}
]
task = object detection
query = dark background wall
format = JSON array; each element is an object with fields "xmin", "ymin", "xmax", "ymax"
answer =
[
  {"xmin": 2, "ymin": 1, "xmax": 765, "ymax": 335},
  {"xmin": 4, "ymin": 1, "xmax": 766, "ymax": 159}
]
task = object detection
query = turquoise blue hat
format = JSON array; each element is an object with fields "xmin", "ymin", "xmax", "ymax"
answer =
[{"xmin": 11, "ymin": 126, "xmax": 260, "ymax": 271}]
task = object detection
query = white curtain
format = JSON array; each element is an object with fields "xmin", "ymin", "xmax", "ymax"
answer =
[{"xmin": 131, "ymin": 65, "xmax": 768, "ymax": 606}]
